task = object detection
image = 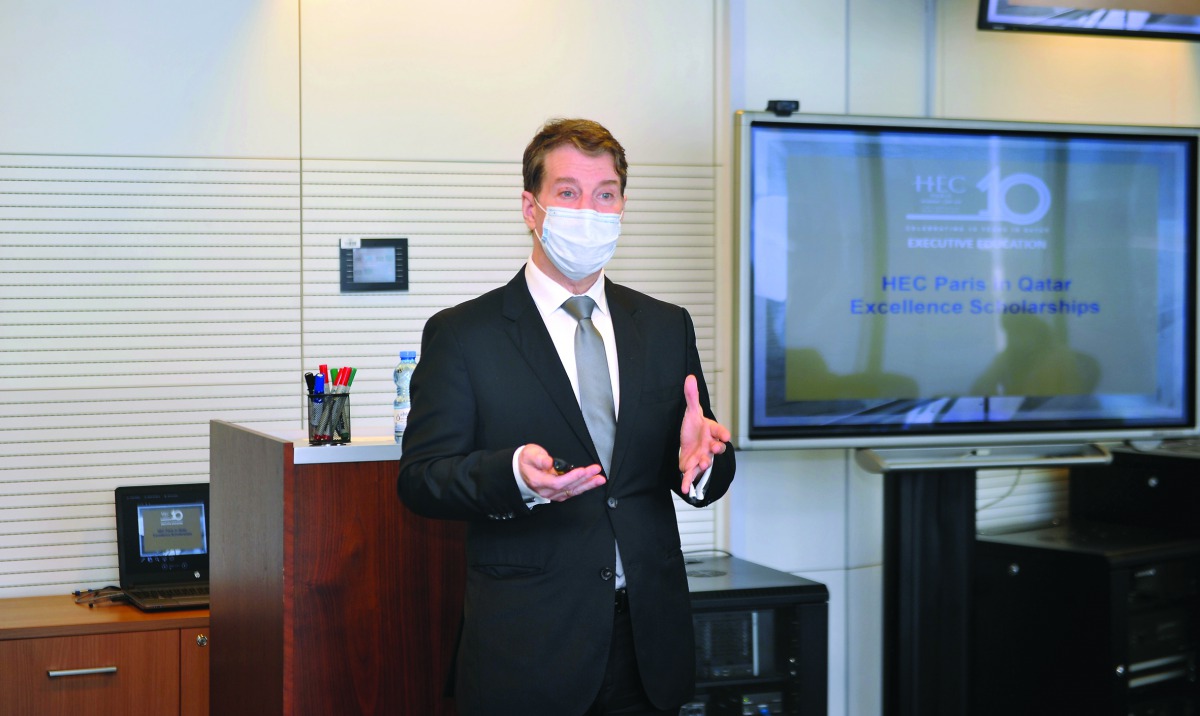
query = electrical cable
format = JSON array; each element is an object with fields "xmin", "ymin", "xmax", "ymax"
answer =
[
  {"xmin": 72, "ymin": 586, "xmax": 126, "ymax": 608},
  {"xmin": 976, "ymin": 469, "xmax": 1024, "ymax": 513},
  {"xmin": 683, "ymin": 548, "xmax": 733, "ymax": 559}
]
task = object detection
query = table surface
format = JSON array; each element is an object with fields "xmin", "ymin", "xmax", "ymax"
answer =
[{"xmin": 0, "ymin": 594, "xmax": 208, "ymax": 640}]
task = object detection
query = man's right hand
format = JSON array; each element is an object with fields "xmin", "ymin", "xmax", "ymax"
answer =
[{"xmin": 519, "ymin": 443, "xmax": 605, "ymax": 502}]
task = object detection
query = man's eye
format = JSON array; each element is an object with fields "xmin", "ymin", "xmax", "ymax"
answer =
[{"xmin": 559, "ymin": 190, "xmax": 576, "ymax": 199}]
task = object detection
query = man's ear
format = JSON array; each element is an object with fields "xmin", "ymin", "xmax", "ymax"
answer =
[{"xmin": 521, "ymin": 191, "xmax": 538, "ymax": 232}]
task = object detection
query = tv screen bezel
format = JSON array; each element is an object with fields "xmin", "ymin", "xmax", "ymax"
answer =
[
  {"xmin": 978, "ymin": 0, "xmax": 1200, "ymax": 42},
  {"xmin": 732, "ymin": 110, "xmax": 1200, "ymax": 451}
]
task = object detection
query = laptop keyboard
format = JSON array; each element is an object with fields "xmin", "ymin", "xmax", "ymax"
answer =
[{"xmin": 133, "ymin": 585, "xmax": 208, "ymax": 600}]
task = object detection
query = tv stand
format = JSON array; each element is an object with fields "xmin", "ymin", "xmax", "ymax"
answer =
[
  {"xmin": 856, "ymin": 442, "xmax": 1111, "ymax": 473},
  {"xmin": 867, "ymin": 443, "xmax": 1111, "ymax": 716}
]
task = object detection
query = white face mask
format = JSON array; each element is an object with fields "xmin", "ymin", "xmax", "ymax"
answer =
[{"xmin": 534, "ymin": 200, "xmax": 622, "ymax": 281}]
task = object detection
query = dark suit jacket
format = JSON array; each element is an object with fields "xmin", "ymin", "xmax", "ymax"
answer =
[{"xmin": 398, "ymin": 268, "xmax": 735, "ymax": 715}]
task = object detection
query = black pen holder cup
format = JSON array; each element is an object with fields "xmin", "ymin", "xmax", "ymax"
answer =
[{"xmin": 307, "ymin": 391, "xmax": 351, "ymax": 445}]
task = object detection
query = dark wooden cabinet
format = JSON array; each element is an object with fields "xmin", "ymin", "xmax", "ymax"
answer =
[
  {"xmin": 209, "ymin": 420, "xmax": 465, "ymax": 716},
  {"xmin": 0, "ymin": 596, "xmax": 209, "ymax": 716},
  {"xmin": 971, "ymin": 447, "xmax": 1200, "ymax": 716},
  {"xmin": 973, "ymin": 522, "xmax": 1200, "ymax": 716}
]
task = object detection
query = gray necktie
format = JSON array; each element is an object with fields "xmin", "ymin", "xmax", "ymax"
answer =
[{"xmin": 562, "ymin": 296, "xmax": 615, "ymax": 474}]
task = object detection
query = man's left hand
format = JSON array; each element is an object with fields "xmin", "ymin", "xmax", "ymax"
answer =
[{"xmin": 678, "ymin": 374, "xmax": 730, "ymax": 495}]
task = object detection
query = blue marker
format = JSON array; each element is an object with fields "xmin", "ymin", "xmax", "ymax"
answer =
[{"xmin": 311, "ymin": 374, "xmax": 325, "ymax": 441}]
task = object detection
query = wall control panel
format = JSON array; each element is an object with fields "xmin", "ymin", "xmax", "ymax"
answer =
[{"xmin": 339, "ymin": 237, "xmax": 408, "ymax": 292}]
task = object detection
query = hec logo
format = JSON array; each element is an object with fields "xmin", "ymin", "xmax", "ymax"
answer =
[
  {"xmin": 914, "ymin": 175, "xmax": 968, "ymax": 194},
  {"xmin": 908, "ymin": 168, "xmax": 1051, "ymax": 226}
]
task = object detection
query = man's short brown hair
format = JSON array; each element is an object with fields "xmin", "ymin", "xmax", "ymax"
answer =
[{"xmin": 522, "ymin": 118, "xmax": 628, "ymax": 196}]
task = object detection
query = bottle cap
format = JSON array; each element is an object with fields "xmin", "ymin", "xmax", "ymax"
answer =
[{"xmin": 400, "ymin": 350, "xmax": 417, "ymax": 361}]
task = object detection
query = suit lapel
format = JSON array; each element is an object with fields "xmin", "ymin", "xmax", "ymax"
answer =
[
  {"xmin": 606, "ymin": 281, "xmax": 644, "ymax": 481},
  {"xmin": 501, "ymin": 271, "xmax": 598, "ymax": 462}
]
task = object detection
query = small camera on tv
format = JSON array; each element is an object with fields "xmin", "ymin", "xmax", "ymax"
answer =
[{"xmin": 766, "ymin": 100, "xmax": 799, "ymax": 116}]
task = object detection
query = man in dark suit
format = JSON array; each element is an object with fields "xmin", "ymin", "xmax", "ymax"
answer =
[{"xmin": 398, "ymin": 118, "xmax": 736, "ymax": 715}]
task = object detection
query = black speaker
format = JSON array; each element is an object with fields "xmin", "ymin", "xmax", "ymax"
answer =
[{"xmin": 682, "ymin": 554, "xmax": 829, "ymax": 716}]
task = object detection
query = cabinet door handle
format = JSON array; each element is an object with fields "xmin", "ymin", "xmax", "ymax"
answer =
[
  {"xmin": 47, "ymin": 666, "xmax": 118, "ymax": 678},
  {"xmin": 195, "ymin": 633, "xmax": 208, "ymax": 647}
]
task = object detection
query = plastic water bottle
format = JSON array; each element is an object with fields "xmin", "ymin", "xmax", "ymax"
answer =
[{"xmin": 393, "ymin": 350, "xmax": 417, "ymax": 443}]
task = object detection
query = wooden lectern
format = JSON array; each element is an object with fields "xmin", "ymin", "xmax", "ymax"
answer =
[{"xmin": 208, "ymin": 420, "xmax": 465, "ymax": 715}]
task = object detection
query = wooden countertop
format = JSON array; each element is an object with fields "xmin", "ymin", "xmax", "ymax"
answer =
[{"xmin": 0, "ymin": 594, "xmax": 209, "ymax": 641}]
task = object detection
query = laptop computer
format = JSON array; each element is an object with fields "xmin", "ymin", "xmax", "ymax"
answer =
[{"xmin": 114, "ymin": 482, "xmax": 210, "ymax": 611}]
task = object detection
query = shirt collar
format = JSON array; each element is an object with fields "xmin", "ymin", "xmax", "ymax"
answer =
[{"xmin": 525, "ymin": 258, "xmax": 609, "ymax": 318}]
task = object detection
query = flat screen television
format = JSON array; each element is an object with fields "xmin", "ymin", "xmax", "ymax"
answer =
[
  {"xmin": 979, "ymin": 0, "xmax": 1200, "ymax": 41},
  {"xmin": 733, "ymin": 111, "xmax": 1199, "ymax": 452}
]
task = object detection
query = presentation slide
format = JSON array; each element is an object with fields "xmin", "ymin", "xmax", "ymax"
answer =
[
  {"xmin": 749, "ymin": 124, "xmax": 1192, "ymax": 433},
  {"xmin": 138, "ymin": 503, "xmax": 208, "ymax": 558}
]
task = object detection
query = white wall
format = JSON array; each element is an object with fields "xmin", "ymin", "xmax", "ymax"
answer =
[
  {"xmin": 0, "ymin": 1, "xmax": 300, "ymax": 156},
  {"xmin": 2, "ymin": 2, "xmax": 1199, "ymax": 715},
  {"xmin": 299, "ymin": 2, "xmax": 717, "ymax": 164},
  {"xmin": 0, "ymin": 0, "xmax": 306, "ymax": 605}
]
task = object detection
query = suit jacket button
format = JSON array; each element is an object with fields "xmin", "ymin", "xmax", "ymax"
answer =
[
  {"xmin": 599, "ymin": 567, "xmax": 615, "ymax": 581},
  {"xmin": 607, "ymin": 497, "xmax": 618, "ymax": 509}
]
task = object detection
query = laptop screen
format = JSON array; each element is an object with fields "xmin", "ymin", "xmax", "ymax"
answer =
[
  {"xmin": 137, "ymin": 501, "xmax": 207, "ymax": 558},
  {"xmin": 115, "ymin": 483, "xmax": 210, "ymax": 589}
]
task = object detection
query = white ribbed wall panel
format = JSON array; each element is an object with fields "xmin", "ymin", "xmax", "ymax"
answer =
[
  {"xmin": 975, "ymin": 467, "xmax": 1070, "ymax": 535},
  {"xmin": 0, "ymin": 155, "xmax": 721, "ymax": 597},
  {"xmin": 300, "ymin": 158, "xmax": 723, "ymax": 552},
  {"xmin": 0, "ymin": 154, "xmax": 302, "ymax": 598}
]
